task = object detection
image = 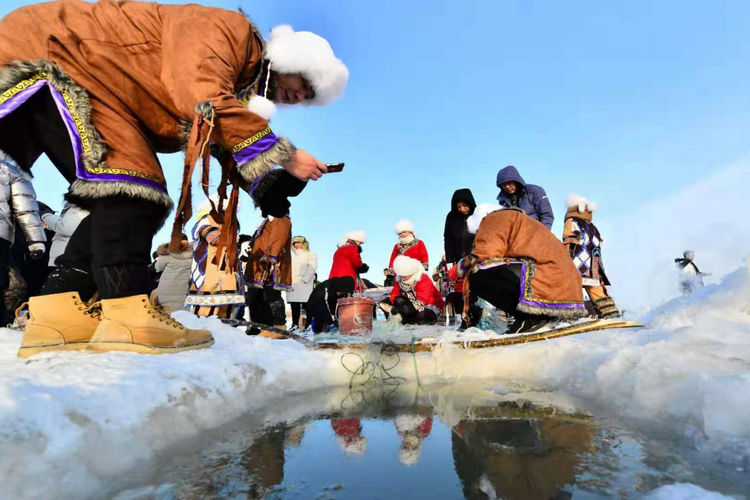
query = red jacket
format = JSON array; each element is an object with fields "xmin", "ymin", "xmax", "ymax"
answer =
[
  {"xmin": 388, "ymin": 240, "xmax": 429, "ymax": 270},
  {"xmin": 390, "ymin": 273, "xmax": 445, "ymax": 313},
  {"xmin": 329, "ymin": 243, "xmax": 363, "ymax": 282}
]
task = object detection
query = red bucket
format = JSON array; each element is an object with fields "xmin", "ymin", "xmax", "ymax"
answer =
[{"xmin": 336, "ymin": 297, "xmax": 374, "ymax": 336}]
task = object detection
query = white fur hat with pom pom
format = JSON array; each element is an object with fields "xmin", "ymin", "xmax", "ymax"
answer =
[
  {"xmin": 265, "ymin": 25, "xmax": 349, "ymax": 107},
  {"xmin": 566, "ymin": 194, "xmax": 598, "ymax": 213},
  {"xmin": 393, "ymin": 255, "xmax": 422, "ymax": 277},
  {"xmin": 467, "ymin": 203, "xmax": 504, "ymax": 234},
  {"xmin": 394, "ymin": 219, "xmax": 415, "ymax": 235}
]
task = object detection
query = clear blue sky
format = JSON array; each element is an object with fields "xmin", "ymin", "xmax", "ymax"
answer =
[{"xmin": 4, "ymin": 0, "xmax": 750, "ymax": 305}]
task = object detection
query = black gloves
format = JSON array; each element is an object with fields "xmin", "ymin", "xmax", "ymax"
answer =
[
  {"xmin": 37, "ymin": 202, "xmax": 55, "ymax": 217},
  {"xmin": 251, "ymin": 169, "xmax": 307, "ymax": 218},
  {"xmin": 356, "ymin": 263, "xmax": 369, "ymax": 274}
]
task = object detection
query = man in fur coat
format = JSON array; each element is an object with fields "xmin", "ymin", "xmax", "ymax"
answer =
[
  {"xmin": 383, "ymin": 220, "xmax": 429, "ymax": 287},
  {"xmin": 563, "ymin": 195, "xmax": 621, "ymax": 319},
  {"xmin": 2, "ymin": 1, "xmax": 348, "ymax": 356},
  {"xmin": 454, "ymin": 204, "xmax": 586, "ymax": 333}
]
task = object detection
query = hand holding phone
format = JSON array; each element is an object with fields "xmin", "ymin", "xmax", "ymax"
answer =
[{"xmin": 325, "ymin": 162, "xmax": 345, "ymax": 173}]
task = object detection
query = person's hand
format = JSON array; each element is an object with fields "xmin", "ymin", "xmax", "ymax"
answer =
[
  {"xmin": 281, "ymin": 149, "xmax": 327, "ymax": 181},
  {"xmin": 28, "ymin": 243, "xmax": 45, "ymax": 260}
]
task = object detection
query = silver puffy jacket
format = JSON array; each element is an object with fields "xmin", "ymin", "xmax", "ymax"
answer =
[{"xmin": 0, "ymin": 154, "xmax": 46, "ymax": 249}]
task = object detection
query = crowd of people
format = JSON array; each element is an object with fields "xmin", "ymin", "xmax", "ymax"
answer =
[{"xmin": 0, "ymin": 1, "xmax": 708, "ymax": 359}]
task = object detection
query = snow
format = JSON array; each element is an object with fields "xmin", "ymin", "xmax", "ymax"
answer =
[
  {"xmin": 643, "ymin": 483, "xmax": 735, "ymax": 500},
  {"xmin": 1, "ymin": 263, "xmax": 749, "ymax": 497}
]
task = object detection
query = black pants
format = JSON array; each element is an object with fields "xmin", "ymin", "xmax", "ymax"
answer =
[
  {"xmin": 0, "ymin": 239, "xmax": 10, "ymax": 326},
  {"xmin": 391, "ymin": 296, "xmax": 438, "ymax": 325},
  {"xmin": 247, "ymin": 286, "xmax": 286, "ymax": 326},
  {"xmin": 42, "ymin": 196, "xmax": 166, "ymax": 299},
  {"xmin": 289, "ymin": 302, "xmax": 307, "ymax": 328},
  {"xmin": 468, "ymin": 264, "xmax": 542, "ymax": 326},
  {"xmin": 307, "ymin": 277, "xmax": 355, "ymax": 333}
]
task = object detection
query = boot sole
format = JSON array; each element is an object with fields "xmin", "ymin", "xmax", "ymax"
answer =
[
  {"xmin": 86, "ymin": 338, "xmax": 215, "ymax": 355},
  {"xmin": 17, "ymin": 342, "xmax": 90, "ymax": 359}
]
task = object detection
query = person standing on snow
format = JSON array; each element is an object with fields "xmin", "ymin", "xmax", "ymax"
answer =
[
  {"xmin": 0, "ymin": 156, "xmax": 46, "ymax": 327},
  {"xmin": 453, "ymin": 204, "xmax": 586, "ymax": 333},
  {"xmin": 154, "ymin": 236, "xmax": 193, "ymax": 313},
  {"xmin": 444, "ymin": 189, "xmax": 477, "ymax": 265},
  {"xmin": 496, "ymin": 165, "xmax": 554, "ymax": 230},
  {"xmin": 5, "ymin": 1, "xmax": 348, "ymax": 357},
  {"xmin": 286, "ymin": 235, "xmax": 317, "ymax": 331},
  {"xmin": 329, "ymin": 231, "xmax": 369, "ymax": 290},
  {"xmin": 675, "ymin": 250, "xmax": 710, "ymax": 295},
  {"xmin": 562, "ymin": 195, "xmax": 621, "ymax": 319},
  {"xmin": 383, "ymin": 220, "xmax": 429, "ymax": 287}
]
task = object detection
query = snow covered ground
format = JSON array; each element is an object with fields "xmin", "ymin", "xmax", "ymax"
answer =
[{"xmin": 2, "ymin": 263, "xmax": 749, "ymax": 498}]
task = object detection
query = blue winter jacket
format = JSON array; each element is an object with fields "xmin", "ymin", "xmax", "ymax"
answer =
[{"xmin": 495, "ymin": 166, "xmax": 554, "ymax": 229}]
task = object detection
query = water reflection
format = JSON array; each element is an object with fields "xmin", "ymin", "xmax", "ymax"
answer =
[{"xmin": 114, "ymin": 383, "xmax": 606, "ymax": 499}]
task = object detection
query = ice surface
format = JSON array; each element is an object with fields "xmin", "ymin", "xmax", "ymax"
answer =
[
  {"xmin": 643, "ymin": 483, "xmax": 735, "ymax": 500},
  {"xmin": 1, "ymin": 263, "xmax": 749, "ymax": 498}
]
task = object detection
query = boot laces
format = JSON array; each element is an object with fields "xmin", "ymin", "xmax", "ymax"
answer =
[
  {"xmin": 146, "ymin": 303, "xmax": 183, "ymax": 329},
  {"xmin": 74, "ymin": 298, "xmax": 103, "ymax": 321}
]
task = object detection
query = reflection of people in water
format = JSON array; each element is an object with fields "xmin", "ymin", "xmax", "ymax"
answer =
[
  {"xmin": 394, "ymin": 414, "xmax": 433, "ymax": 466},
  {"xmin": 451, "ymin": 417, "xmax": 594, "ymax": 500},
  {"xmin": 331, "ymin": 417, "xmax": 367, "ymax": 455},
  {"xmin": 241, "ymin": 423, "xmax": 289, "ymax": 498}
]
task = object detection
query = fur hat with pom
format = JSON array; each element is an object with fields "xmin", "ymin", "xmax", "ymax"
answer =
[
  {"xmin": 394, "ymin": 219, "xmax": 415, "ymax": 235},
  {"xmin": 467, "ymin": 203, "xmax": 504, "ymax": 234},
  {"xmin": 265, "ymin": 25, "xmax": 349, "ymax": 107},
  {"xmin": 393, "ymin": 255, "xmax": 422, "ymax": 277},
  {"xmin": 340, "ymin": 230, "xmax": 366, "ymax": 247},
  {"xmin": 566, "ymin": 194, "xmax": 598, "ymax": 213}
]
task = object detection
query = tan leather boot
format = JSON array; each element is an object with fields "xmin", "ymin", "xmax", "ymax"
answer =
[
  {"xmin": 17, "ymin": 293, "xmax": 101, "ymax": 358},
  {"xmin": 258, "ymin": 325, "xmax": 289, "ymax": 339},
  {"xmin": 87, "ymin": 295, "xmax": 214, "ymax": 354}
]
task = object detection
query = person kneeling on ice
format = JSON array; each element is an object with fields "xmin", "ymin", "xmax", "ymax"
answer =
[
  {"xmin": 384, "ymin": 255, "xmax": 444, "ymax": 325},
  {"xmin": 563, "ymin": 195, "xmax": 621, "ymax": 319},
  {"xmin": 455, "ymin": 205, "xmax": 586, "ymax": 333},
  {"xmin": 383, "ymin": 220, "xmax": 429, "ymax": 287},
  {"xmin": 306, "ymin": 276, "xmax": 355, "ymax": 333}
]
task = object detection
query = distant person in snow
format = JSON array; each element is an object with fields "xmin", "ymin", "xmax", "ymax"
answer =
[
  {"xmin": 383, "ymin": 220, "xmax": 429, "ymax": 287},
  {"xmin": 563, "ymin": 195, "xmax": 621, "ymax": 319},
  {"xmin": 496, "ymin": 165, "xmax": 554, "ymax": 230},
  {"xmin": 444, "ymin": 188, "xmax": 477, "ymax": 265},
  {"xmin": 452, "ymin": 204, "xmax": 586, "ymax": 333},
  {"xmin": 675, "ymin": 250, "xmax": 710, "ymax": 295},
  {"xmin": 286, "ymin": 235, "xmax": 318, "ymax": 332}
]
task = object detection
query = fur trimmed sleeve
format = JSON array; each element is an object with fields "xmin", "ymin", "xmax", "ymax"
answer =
[{"xmin": 161, "ymin": 8, "xmax": 295, "ymax": 183}]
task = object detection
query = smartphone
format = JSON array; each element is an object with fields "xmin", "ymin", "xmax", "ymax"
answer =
[{"xmin": 325, "ymin": 162, "xmax": 345, "ymax": 173}]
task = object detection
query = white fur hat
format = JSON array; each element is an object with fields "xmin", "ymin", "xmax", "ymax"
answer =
[
  {"xmin": 398, "ymin": 447, "xmax": 421, "ymax": 467},
  {"xmin": 247, "ymin": 95, "xmax": 277, "ymax": 120},
  {"xmin": 467, "ymin": 203, "xmax": 503, "ymax": 234},
  {"xmin": 566, "ymin": 194, "xmax": 598, "ymax": 213},
  {"xmin": 265, "ymin": 25, "xmax": 349, "ymax": 107},
  {"xmin": 394, "ymin": 219, "xmax": 415, "ymax": 235},
  {"xmin": 393, "ymin": 255, "xmax": 422, "ymax": 277},
  {"xmin": 342, "ymin": 230, "xmax": 367, "ymax": 245},
  {"xmin": 336, "ymin": 435, "xmax": 367, "ymax": 455}
]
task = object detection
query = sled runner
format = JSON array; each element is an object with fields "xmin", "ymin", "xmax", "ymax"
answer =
[{"xmin": 225, "ymin": 318, "xmax": 642, "ymax": 352}]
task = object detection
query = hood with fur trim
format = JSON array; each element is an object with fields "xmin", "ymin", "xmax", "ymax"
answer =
[
  {"xmin": 265, "ymin": 25, "xmax": 349, "ymax": 107},
  {"xmin": 467, "ymin": 203, "xmax": 504, "ymax": 234}
]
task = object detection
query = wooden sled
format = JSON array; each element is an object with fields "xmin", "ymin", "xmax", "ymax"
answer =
[{"xmin": 224, "ymin": 318, "xmax": 643, "ymax": 353}]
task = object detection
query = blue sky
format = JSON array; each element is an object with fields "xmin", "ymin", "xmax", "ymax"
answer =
[{"xmin": 4, "ymin": 0, "xmax": 750, "ymax": 306}]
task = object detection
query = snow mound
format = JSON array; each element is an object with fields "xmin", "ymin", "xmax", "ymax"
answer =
[
  {"xmin": 644, "ymin": 483, "xmax": 735, "ymax": 500},
  {"xmin": 395, "ymin": 264, "xmax": 750, "ymax": 466},
  {"xmin": 0, "ymin": 314, "xmax": 349, "ymax": 499}
]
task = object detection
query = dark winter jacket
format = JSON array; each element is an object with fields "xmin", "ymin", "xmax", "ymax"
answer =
[
  {"xmin": 495, "ymin": 166, "xmax": 554, "ymax": 230},
  {"xmin": 306, "ymin": 276, "xmax": 355, "ymax": 333},
  {"xmin": 444, "ymin": 189, "xmax": 476, "ymax": 264}
]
